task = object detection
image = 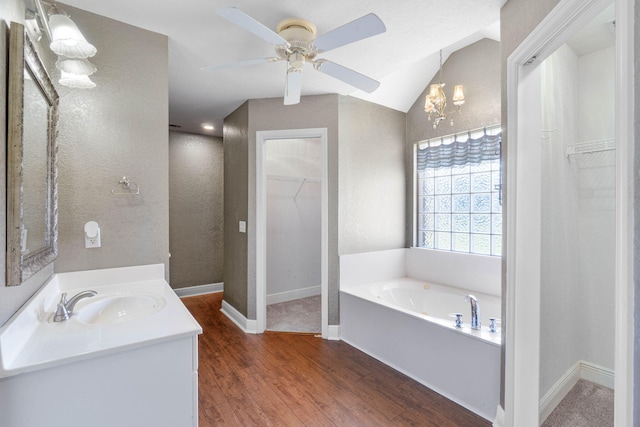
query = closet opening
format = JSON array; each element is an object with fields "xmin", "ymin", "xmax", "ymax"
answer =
[{"xmin": 256, "ymin": 129, "xmax": 329, "ymax": 338}]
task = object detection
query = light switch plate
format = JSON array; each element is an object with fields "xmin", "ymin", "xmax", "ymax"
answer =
[{"xmin": 239, "ymin": 221, "xmax": 246, "ymax": 233}]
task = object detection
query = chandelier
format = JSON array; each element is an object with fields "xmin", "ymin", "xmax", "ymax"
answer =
[{"xmin": 424, "ymin": 50, "xmax": 465, "ymax": 128}]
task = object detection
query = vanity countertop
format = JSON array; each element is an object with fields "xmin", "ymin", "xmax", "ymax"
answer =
[{"xmin": 0, "ymin": 264, "xmax": 202, "ymax": 378}]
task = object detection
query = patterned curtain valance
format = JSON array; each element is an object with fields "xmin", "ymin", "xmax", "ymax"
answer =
[{"xmin": 416, "ymin": 131, "xmax": 502, "ymax": 170}]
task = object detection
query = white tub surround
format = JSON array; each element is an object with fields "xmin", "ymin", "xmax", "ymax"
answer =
[
  {"xmin": 346, "ymin": 278, "xmax": 502, "ymax": 346},
  {"xmin": 339, "ymin": 248, "xmax": 501, "ymax": 420},
  {"xmin": 0, "ymin": 264, "xmax": 202, "ymax": 427}
]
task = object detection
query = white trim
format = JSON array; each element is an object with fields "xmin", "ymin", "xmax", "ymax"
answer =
[
  {"xmin": 174, "ymin": 282, "xmax": 223, "ymax": 298},
  {"xmin": 220, "ymin": 300, "xmax": 258, "ymax": 334},
  {"xmin": 492, "ymin": 405, "xmax": 505, "ymax": 427},
  {"xmin": 539, "ymin": 362, "xmax": 581, "ymax": 424},
  {"xmin": 266, "ymin": 285, "xmax": 320, "ymax": 305},
  {"xmin": 326, "ymin": 325, "xmax": 340, "ymax": 341},
  {"xmin": 539, "ymin": 360, "xmax": 615, "ymax": 424},
  {"xmin": 256, "ymin": 128, "xmax": 329, "ymax": 339},
  {"xmin": 613, "ymin": 1, "xmax": 635, "ymax": 426},
  {"xmin": 581, "ymin": 361, "xmax": 615, "ymax": 389},
  {"xmin": 504, "ymin": 0, "xmax": 625, "ymax": 425}
]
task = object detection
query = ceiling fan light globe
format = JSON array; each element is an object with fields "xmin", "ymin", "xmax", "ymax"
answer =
[{"xmin": 277, "ymin": 18, "xmax": 317, "ymax": 44}]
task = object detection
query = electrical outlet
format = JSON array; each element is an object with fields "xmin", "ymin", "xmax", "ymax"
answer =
[
  {"xmin": 84, "ymin": 221, "xmax": 101, "ymax": 248},
  {"xmin": 85, "ymin": 233, "xmax": 101, "ymax": 248}
]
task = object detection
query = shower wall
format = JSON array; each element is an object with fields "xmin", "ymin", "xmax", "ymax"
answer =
[
  {"xmin": 265, "ymin": 139, "xmax": 322, "ymax": 303},
  {"xmin": 539, "ymin": 43, "xmax": 615, "ymax": 396}
]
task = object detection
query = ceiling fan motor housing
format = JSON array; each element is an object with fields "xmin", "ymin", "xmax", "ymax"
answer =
[{"xmin": 276, "ymin": 18, "xmax": 319, "ymax": 67}]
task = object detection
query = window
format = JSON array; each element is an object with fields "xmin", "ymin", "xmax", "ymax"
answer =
[{"xmin": 415, "ymin": 127, "xmax": 502, "ymax": 256}]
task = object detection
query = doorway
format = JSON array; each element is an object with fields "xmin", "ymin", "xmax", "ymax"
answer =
[
  {"xmin": 265, "ymin": 137, "xmax": 322, "ymax": 333},
  {"xmin": 256, "ymin": 129, "xmax": 329, "ymax": 338},
  {"xmin": 504, "ymin": 0, "xmax": 634, "ymax": 425}
]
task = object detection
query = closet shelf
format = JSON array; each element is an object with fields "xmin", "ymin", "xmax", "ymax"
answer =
[
  {"xmin": 267, "ymin": 174, "xmax": 321, "ymax": 183},
  {"xmin": 566, "ymin": 139, "xmax": 615, "ymax": 157},
  {"xmin": 267, "ymin": 174, "xmax": 321, "ymax": 201}
]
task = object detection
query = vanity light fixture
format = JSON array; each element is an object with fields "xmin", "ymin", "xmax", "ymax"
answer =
[
  {"xmin": 47, "ymin": 4, "xmax": 97, "ymax": 58},
  {"xmin": 30, "ymin": 0, "xmax": 98, "ymax": 88},
  {"xmin": 55, "ymin": 56, "xmax": 97, "ymax": 75},
  {"xmin": 25, "ymin": 9, "xmax": 43, "ymax": 42},
  {"xmin": 424, "ymin": 49, "xmax": 465, "ymax": 129},
  {"xmin": 59, "ymin": 70, "xmax": 96, "ymax": 89}
]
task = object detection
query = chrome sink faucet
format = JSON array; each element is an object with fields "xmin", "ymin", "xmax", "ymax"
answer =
[
  {"xmin": 465, "ymin": 294, "xmax": 481, "ymax": 330},
  {"xmin": 53, "ymin": 290, "xmax": 97, "ymax": 322}
]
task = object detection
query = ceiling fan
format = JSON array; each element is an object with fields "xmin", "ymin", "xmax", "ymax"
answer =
[{"xmin": 203, "ymin": 7, "xmax": 386, "ymax": 105}]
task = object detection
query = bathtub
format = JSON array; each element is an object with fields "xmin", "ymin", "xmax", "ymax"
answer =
[{"xmin": 339, "ymin": 249, "xmax": 501, "ymax": 421}]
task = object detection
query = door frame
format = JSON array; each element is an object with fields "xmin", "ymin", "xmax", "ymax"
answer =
[
  {"xmin": 256, "ymin": 128, "xmax": 329, "ymax": 338},
  {"xmin": 504, "ymin": 0, "xmax": 634, "ymax": 425}
]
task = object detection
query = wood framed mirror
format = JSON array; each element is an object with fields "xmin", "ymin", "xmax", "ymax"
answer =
[{"xmin": 6, "ymin": 22, "xmax": 59, "ymax": 286}]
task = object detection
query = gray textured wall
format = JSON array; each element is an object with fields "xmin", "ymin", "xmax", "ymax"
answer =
[
  {"xmin": 224, "ymin": 93, "xmax": 406, "ymax": 325},
  {"xmin": 338, "ymin": 96, "xmax": 406, "ymax": 255},
  {"xmin": 169, "ymin": 131, "xmax": 224, "ymax": 288},
  {"xmin": 0, "ymin": 3, "xmax": 169, "ymax": 325},
  {"xmin": 247, "ymin": 95, "xmax": 340, "ymax": 322},
  {"xmin": 405, "ymin": 38, "xmax": 502, "ymax": 248},
  {"xmin": 634, "ymin": 2, "xmax": 639, "ymax": 424},
  {"xmin": 53, "ymin": 6, "xmax": 169, "ymax": 277},
  {"xmin": 223, "ymin": 102, "xmax": 249, "ymax": 317},
  {"xmin": 406, "ymin": 39, "xmax": 501, "ymax": 144}
]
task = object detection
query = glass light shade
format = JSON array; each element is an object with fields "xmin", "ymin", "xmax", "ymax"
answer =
[
  {"xmin": 452, "ymin": 85, "xmax": 465, "ymax": 106},
  {"xmin": 56, "ymin": 56, "xmax": 97, "ymax": 75},
  {"xmin": 429, "ymin": 84, "xmax": 441, "ymax": 100},
  {"xmin": 49, "ymin": 13, "xmax": 97, "ymax": 58},
  {"xmin": 59, "ymin": 71, "xmax": 96, "ymax": 89},
  {"xmin": 424, "ymin": 98, "xmax": 435, "ymax": 113}
]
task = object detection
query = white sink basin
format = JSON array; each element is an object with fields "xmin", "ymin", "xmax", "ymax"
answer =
[{"xmin": 76, "ymin": 294, "xmax": 166, "ymax": 325}]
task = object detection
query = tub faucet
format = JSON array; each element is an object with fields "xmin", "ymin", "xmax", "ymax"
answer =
[
  {"xmin": 465, "ymin": 294, "xmax": 481, "ymax": 330},
  {"xmin": 53, "ymin": 290, "xmax": 97, "ymax": 322}
]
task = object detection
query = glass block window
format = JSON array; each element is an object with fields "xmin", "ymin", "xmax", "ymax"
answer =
[{"xmin": 416, "ymin": 127, "xmax": 502, "ymax": 256}]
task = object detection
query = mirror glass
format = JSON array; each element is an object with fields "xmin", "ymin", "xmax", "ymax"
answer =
[
  {"xmin": 22, "ymin": 69, "xmax": 50, "ymax": 254},
  {"xmin": 6, "ymin": 22, "xmax": 59, "ymax": 286}
]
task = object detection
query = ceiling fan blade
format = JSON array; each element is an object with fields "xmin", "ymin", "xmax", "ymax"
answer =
[
  {"xmin": 314, "ymin": 60, "xmax": 380, "ymax": 93},
  {"xmin": 201, "ymin": 57, "xmax": 277, "ymax": 72},
  {"xmin": 313, "ymin": 13, "xmax": 386, "ymax": 52},
  {"xmin": 284, "ymin": 69, "xmax": 303, "ymax": 105},
  {"xmin": 217, "ymin": 7, "xmax": 288, "ymax": 46}
]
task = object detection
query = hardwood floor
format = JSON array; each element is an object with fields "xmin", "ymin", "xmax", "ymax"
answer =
[{"xmin": 182, "ymin": 292, "xmax": 491, "ymax": 427}]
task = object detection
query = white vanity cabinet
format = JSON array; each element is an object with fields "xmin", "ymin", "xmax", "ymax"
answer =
[{"xmin": 0, "ymin": 264, "xmax": 202, "ymax": 427}]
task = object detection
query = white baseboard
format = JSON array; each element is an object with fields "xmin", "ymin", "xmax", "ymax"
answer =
[
  {"xmin": 580, "ymin": 361, "xmax": 614, "ymax": 389},
  {"xmin": 327, "ymin": 325, "xmax": 340, "ymax": 341},
  {"xmin": 539, "ymin": 360, "xmax": 614, "ymax": 423},
  {"xmin": 220, "ymin": 300, "xmax": 258, "ymax": 334},
  {"xmin": 174, "ymin": 282, "xmax": 223, "ymax": 298},
  {"xmin": 492, "ymin": 405, "xmax": 505, "ymax": 427},
  {"xmin": 266, "ymin": 285, "xmax": 321, "ymax": 305}
]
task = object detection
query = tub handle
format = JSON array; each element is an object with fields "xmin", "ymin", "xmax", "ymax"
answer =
[
  {"xmin": 449, "ymin": 313, "xmax": 463, "ymax": 328},
  {"xmin": 489, "ymin": 317, "xmax": 501, "ymax": 333}
]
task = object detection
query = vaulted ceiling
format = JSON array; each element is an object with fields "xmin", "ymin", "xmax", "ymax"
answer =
[{"xmin": 60, "ymin": 0, "xmax": 502, "ymax": 136}]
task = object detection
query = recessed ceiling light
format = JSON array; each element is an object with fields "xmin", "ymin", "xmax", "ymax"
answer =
[{"xmin": 202, "ymin": 124, "xmax": 214, "ymax": 131}]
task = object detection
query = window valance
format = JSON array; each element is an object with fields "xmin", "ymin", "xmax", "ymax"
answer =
[{"xmin": 416, "ymin": 130, "xmax": 502, "ymax": 170}]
